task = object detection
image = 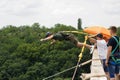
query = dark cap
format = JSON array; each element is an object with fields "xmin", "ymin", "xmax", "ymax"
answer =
[
  {"xmin": 96, "ymin": 33, "xmax": 103, "ymax": 38},
  {"xmin": 45, "ymin": 32, "xmax": 52, "ymax": 38}
]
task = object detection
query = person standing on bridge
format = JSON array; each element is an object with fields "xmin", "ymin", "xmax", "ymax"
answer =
[
  {"xmin": 106, "ymin": 26, "xmax": 120, "ymax": 80},
  {"xmin": 88, "ymin": 33, "xmax": 109, "ymax": 79}
]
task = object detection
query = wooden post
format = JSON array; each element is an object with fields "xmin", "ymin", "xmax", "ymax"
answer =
[{"xmin": 90, "ymin": 49, "xmax": 107, "ymax": 80}]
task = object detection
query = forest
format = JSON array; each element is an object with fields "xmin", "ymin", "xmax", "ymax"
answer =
[{"xmin": 0, "ymin": 23, "xmax": 120, "ymax": 80}]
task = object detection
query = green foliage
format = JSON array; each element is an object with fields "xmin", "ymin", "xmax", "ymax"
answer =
[
  {"xmin": 0, "ymin": 23, "xmax": 91, "ymax": 80},
  {"xmin": 117, "ymin": 27, "xmax": 120, "ymax": 36}
]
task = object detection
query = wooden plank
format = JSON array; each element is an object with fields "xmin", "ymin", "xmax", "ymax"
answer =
[
  {"xmin": 90, "ymin": 49, "xmax": 107, "ymax": 80},
  {"xmin": 81, "ymin": 73, "xmax": 106, "ymax": 80}
]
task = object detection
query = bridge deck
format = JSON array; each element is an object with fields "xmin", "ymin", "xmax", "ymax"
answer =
[{"xmin": 90, "ymin": 49, "xmax": 107, "ymax": 80}]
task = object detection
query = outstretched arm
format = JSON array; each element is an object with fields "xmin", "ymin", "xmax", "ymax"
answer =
[
  {"xmin": 40, "ymin": 35, "xmax": 54, "ymax": 41},
  {"xmin": 88, "ymin": 35, "xmax": 97, "ymax": 43},
  {"xmin": 89, "ymin": 37, "xmax": 97, "ymax": 43}
]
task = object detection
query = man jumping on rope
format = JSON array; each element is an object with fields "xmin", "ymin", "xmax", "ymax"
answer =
[{"xmin": 40, "ymin": 31, "xmax": 94, "ymax": 54}]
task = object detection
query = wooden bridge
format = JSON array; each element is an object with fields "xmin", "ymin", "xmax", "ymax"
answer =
[
  {"xmin": 42, "ymin": 49, "xmax": 108, "ymax": 80},
  {"xmin": 81, "ymin": 49, "xmax": 107, "ymax": 80}
]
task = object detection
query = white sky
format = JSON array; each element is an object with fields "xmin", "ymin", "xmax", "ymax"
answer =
[{"xmin": 0, "ymin": 0, "xmax": 120, "ymax": 29}]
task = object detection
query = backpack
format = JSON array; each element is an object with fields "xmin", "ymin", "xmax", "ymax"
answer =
[{"xmin": 110, "ymin": 36, "xmax": 120, "ymax": 64}]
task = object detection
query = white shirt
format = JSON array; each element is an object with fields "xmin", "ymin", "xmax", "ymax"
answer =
[{"xmin": 96, "ymin": 39, "xmax": 107, "ymax": 59}]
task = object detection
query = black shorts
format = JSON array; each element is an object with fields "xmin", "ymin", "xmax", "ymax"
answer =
[{"xmin": 53, "ymin": 32, "xmax": 78, "ymax": 45}]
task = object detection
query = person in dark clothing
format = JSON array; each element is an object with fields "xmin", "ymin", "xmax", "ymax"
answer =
[
  {"xmin": 40, "ymin": 32, "xmax": 94, "ymax": 54},
  {"xmin": 105, "ymin": 26, "xmax": 120, "ymax": 80}
]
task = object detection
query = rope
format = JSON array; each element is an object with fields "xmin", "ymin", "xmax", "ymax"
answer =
[
  {"xmin": 63, "ymin": 31, "xmax": 95, "ymax": 37},
  {"xmin": 42, "ymin": 59, "xmax": 92, "ymax": 80},
  {"xmin": 62, "ymin": 31, "xmax": 87, "ymax": 35},
  {"xmin": 72, "ymin": 36, "xmax": 88, "ymax": 80}
]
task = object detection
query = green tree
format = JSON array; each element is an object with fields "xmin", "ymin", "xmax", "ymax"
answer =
[
  {"xmin": 77, "ymin": 18, "xmax": 82, "ymax": 30},
  {"xmin": 0, "ymin": 23, "xmax": 91, "ymax": 80},
  {"xmin": 117, "ymin": 27, "xmax": 120, "ymax": 36}
]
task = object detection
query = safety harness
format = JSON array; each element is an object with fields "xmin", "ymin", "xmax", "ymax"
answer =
[{"xmin": 110, "ymin": 36, "xmax": 120, "ymax": 64}]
